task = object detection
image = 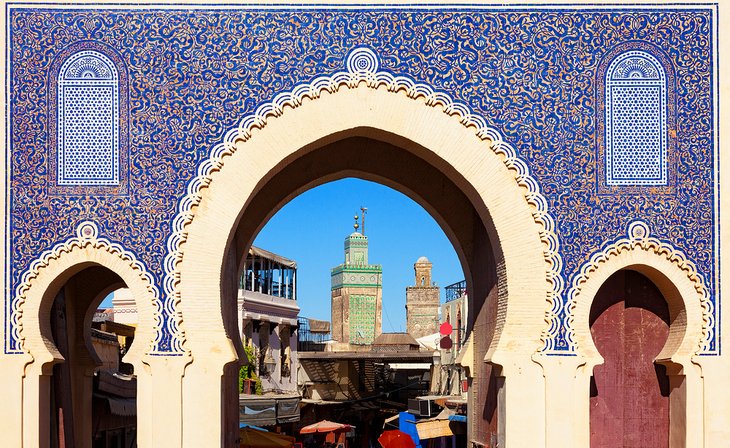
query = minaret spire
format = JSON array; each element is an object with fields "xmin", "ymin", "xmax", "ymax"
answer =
[
  {"xmin": 360, "ymin": 206, "xmax": 368, "ymax": 235},
  {"xmin": 332, "ymin": 209, "xmax": 383, "ymax": 346}
]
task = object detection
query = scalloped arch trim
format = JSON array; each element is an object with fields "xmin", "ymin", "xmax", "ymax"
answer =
[
  {"xmin": 8, "ymin": 221, "xmax": 163, "ymax": 355},
  {"xmin": 565, "ymin": 220, "xmax": 713, "ymax": 354},
  {"xmin": 162, "ymin": 47, "xmax": 564, "ymax": 354}
]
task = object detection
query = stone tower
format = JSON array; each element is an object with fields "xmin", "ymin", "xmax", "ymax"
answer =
[
  {"xmin": 406, "ymin": 256, "xmax": 440, "ymax": 339},
  {"xmin": 331, "ymin": 219, "xmax": 383, "ymax": 345}
]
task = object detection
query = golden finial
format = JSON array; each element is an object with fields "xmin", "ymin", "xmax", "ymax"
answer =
[{"xmin": 354, "ymin": 215, "xmax": 359, "ymax": 232}]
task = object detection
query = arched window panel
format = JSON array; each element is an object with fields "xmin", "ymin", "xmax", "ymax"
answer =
[
  {"xmin": 605, "ymin": 51, "xmax": 668, "ymax": 187},
  {"xmin": 57, "ymin": 50, "xmax": 120, "ymax": 186},
  {"xmin": 48, "ymin": 42, "xmax": 128, "ymax": 196}
]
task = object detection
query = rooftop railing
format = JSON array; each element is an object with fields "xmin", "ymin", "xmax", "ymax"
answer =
[{"xmin": 445, "ymin": 279, "xmax": 467, "ymax": 303}]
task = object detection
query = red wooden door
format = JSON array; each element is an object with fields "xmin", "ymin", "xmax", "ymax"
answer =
[{"xmin": 589, "ymin": 270, "xmax": 670, "ymax": 448}]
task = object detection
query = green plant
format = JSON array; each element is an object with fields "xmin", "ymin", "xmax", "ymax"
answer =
[{"xmin": 239, "ymin": 344, "xmax": 263, "ymax": 395}]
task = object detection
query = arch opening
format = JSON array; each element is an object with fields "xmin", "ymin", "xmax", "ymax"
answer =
[
  {"xmin": 589, "ymin": 269, "xmax": 671, "ymax": 447},
  {"xmin": 584, "ymin": 263, "xmax": 700, "ymax": 448},
  {"xmin": 218, "ymin": 132, "xmax": 504, "ymax": 445},
  {"xmin": 177, "ymin": 85, "xmax": 551, "ymax": 447},
  {"xmin": 39, "ymin": 264, "xmax": 140, "ymax": 448}
]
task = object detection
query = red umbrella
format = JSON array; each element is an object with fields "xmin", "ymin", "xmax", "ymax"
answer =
[
  {"xmin": 378, "ymin": 430, "xmax": 416, "ymax": 448},
  {"xmin": 299, "ymin": 420, "xmax": 352, "ymax": 434}
]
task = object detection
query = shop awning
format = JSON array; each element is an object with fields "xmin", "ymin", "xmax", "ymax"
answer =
[
  {"xmin": 240, "ymin": 396, "xmax": 301, "ymax": 426},
  {"xmin": 277, "ymin": 398, "xmax": 300, "ymax": 423},
  {"xmin": 109, "ymin": 397, "xmax": 135, "ymax": 416},
  {"xmin": 414, "ymin": 409, "xmax": 466, "ymax": 440},
  {"xmin": 249, "ymin": 246, "xmax": 297, "ymax": 268},
  {"xmin": 308, "ymin": 319, "xmax": 331, "ymax": 333},
  {"xmin": 93, "ymin": 394, "xmax": 136, "ymax": 417},
  {"xmin": 448, "ymin": 414, "xmax": 467, "ymax": 423},
  {"xmin": 240, "ymin": 399, "xmax": 277, "ymax": 426},
  {"xmin": 300, "ymin": 420, "xmax": 352, "ymax": 434},
  {"xmin": 416, "ymin": 419, "xmax": 454, "ymax": 440},
  {"xmin": 383, "ymin": 414, "xmax": 399, "ymax": 429},
  {"xmin": 239, "ymin": 426, "xmax": 295, "ymax": 448}
]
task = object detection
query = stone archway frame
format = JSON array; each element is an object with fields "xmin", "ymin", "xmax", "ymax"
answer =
[
  {"xmin": 163, "ymin": 47, "xmax": 565, "ymax": 356},
  {"xmin": 12, "ymin": 220, "xmax": 165, "ymax": 448},
  {"xmin": 170, "ymin": 47, "xmax": 562, "ymax": 447},
  {"xmin": 568, "ymin": 220, "xmax": 710, "ymax": 448}
]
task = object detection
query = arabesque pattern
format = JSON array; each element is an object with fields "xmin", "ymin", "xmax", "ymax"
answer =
[
  {"xmin": 6, "ymin": 8, "xmax": 717, "ymax": 355},
  {"xmin": 164, "ymin": 47, "xmax": 563, "ymax": 355}
]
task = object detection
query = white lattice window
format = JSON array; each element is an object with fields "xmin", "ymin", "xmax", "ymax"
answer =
[
  {"xmin": 605, "ymin": 51, "xmax": 667, "ymax": 186},
  {"xmin": 57, "ymin": 50, "xmax": 119, "ymax": 186}
]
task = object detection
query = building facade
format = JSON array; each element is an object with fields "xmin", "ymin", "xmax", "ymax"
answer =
[
  {"xmin": 239, "ymin": 246, "xmax": 300, "ymax": 394},
  {"xmin": 435, "ymin": 280, "xmax": 468, "ymax": 397},
  {"xmin": 2, "ymin": 3, "xmax": 729, "ymax": 448},
  {"xmin": 406, "ymin": 256, "xmax": 440, "ymax": 339}
]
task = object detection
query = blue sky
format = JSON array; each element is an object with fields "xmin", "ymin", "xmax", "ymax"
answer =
[{"xmin": 253, "ymin": 178, "xmax": 464, "ymax": 333}]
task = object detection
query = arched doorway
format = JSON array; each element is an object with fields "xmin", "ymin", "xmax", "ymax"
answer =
[
  {"xmin": 569, "ymin": 223, "xmax": 708, "ymax": 448},
  {"xmin": 228, "ymin": 136, "xmax": 500, "ymax": 445},
  {"xmin": 45, "ymin": 266, "xmax": 136, "ymax": 448},
  {"xmin": 15, "ymin": 222, "xmax": 160, "ymax": 448},
  {"xmin": 174, "ymin": 82, "xmax": 553, "ymax": 447},
  {"xmin": 589, "ymin": 270, "xmax": 670, "ymax": 447}
]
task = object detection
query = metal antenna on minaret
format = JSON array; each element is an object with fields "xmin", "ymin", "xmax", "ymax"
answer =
[{"xmin": 360, "ymin": 206, "xmax": 368, "ymax": 235}]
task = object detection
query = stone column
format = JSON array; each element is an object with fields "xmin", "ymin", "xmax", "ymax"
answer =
[
  {"xmin": 0, "ymin": 354, "xmax": 31, "ymax": 448},
  {"xmin": 535, "ymin": 354, "xmax": 592, "ymax": 448},
  {"xmin": 491, "ymin": 354, "xmax": 546, "ymax": 447}
]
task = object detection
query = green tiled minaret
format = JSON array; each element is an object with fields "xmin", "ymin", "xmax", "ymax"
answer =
[{"xmin": 331, "ymin": 214, "xmax": 383, "ymax": 345}]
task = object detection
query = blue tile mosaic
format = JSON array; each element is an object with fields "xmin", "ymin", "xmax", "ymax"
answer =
[{"xmin": 5, "ymin": 7, "xmax": 718, "ymax": 355}]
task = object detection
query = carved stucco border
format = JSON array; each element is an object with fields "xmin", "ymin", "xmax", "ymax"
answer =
[
  {"xmin": 9, "ymin": 221, "xmax": 163, "ymax": 356},
  {"xmin": 565, "ymin": 220, "xmax": 713, "ymax": 355},
  {"xmin": 162, "ymin": 47, "xmax": 564, "ymax": 354}
]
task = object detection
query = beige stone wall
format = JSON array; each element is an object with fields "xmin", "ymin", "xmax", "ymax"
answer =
[
  {"xmin": 299, "ymin": 360, "xmax": 360, "ymax": 401},
  {"xmin": 331, "ymin": 292, "xmax": 344, "ymax": 342},
  {"xmin": 111, "ymin": 288, "xmax": 138, "ymax": 327},
  {"xmin": 414, "ymin": 261, "xmax": 433, "ymax": 286}
]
